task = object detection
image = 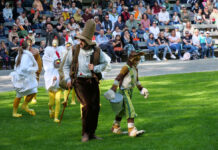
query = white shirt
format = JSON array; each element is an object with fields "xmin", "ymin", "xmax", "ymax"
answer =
[
  {"xmin": 109, "ymin": 13, "xmax": 118, "ymax": 28},
  {"xmin": 192, "ymin": 35, "xmax": 200, "ymax": 46},
  {"xmin": 149, "ymin": 26, "xmax": 160, "ymax": 39},
  {"xmin": 112, "ymin": 31, "xmax": 121, "ymax": 39},
  {"xmin": 158, "ymin": 11, "xmax": 170, "ymax": 22},
  {"xmin": 18, "ymin": 16, "xmax": 27, "ymax": 25},
  {"xmin": 3, "ymin": 8, "xmax": 13, "ymax": 20},
  {"xmin": 169, "ymin": 35, "xmax": 180, "ymax": 45}
]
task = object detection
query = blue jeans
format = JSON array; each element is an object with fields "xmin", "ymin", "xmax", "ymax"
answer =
[
  {"xmin": 158, "ymin": 45, "xmax": 172, "ymax": 58},
  {"xmin": 200, "ymin": 43, "xmax": 207, "ymax": 58},
  {"xmin": 183, "ymin": 44, "xmax": 197, "ymax": 53},
  {"xmin": 206, "ymin": 46, "xmax": 214, "ymax": 57},
  {"xmin": 170, "ymin": 44, "xmax": 181, "ymax": 57},
  {"xmin": 148, "ymin": 46, "xmax": 159, "ymax": 56}
]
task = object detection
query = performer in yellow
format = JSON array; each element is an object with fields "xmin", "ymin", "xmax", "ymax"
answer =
[
  {"xmin": 42, "ymin": 37, "xmax": 64, "ymax": 123},
  {"xmin": 25, "ymin": 38, "xmax": 42, "ymax": 104},
  {"xmin": 10, "ymin": 41, "xmax": 38, "ymax": 117}
]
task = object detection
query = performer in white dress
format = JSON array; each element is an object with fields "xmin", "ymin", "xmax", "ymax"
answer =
[{"xmin": 10, "ymin": 41, "xmax": 38, "ymax": 117}]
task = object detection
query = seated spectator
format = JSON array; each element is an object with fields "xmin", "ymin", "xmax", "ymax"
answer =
[
  {"xmin": 131, "ymin": 27, "xmax": 140, "ymax": 50},
  {"xmin": 105, "ymin": 28, "xmax": 112, "ymax": 40},
  {"xmin": 82, "ymin": 8, "xmax": 93, "ymax": 23},
  {"xmin": 205, "ymin": 31, "xmax": 215, "ymax": 58},
  {"xmin": 102, "ymin": 15, "xmax": 113, "ymax": 32},
  {"xmin": 24, "ymin": 19, "xmax": 32, "ymax": 31},
  {"xmin": 192, "ymin": 29, "xmax": 201, "ymax": 56},
  {"xmin": 146, "ymin": 8, "xmax": 154, "ymax": 24},
  {"xmin": 116, "ymin": 0, "xmax": 124, "ymax": 15},
  {"xmin": 133, "ymin": 5, "xmax": 142, "ymax": 21},
  {"xmin": 42, "ymin": 0, "xmax": 51, "ymax": 15},
  {"xmin": 96, "ymin": 8, "xmax": 104, "ymax": 22},
  {"xmin": 181, "ymin": 6, "xmax": 191, "ymax": 23},
  {"xmin": 69, "ymin": 2, "xmax": 78, "ymax": 16},
  {"xmin": 45, "ymin": 23, "xmax": 62, "ymax": 46},
  {"xmin": 164, "ymin": 27, "xmax": 170, "ymax": 39},
  {"xmin": 199, "ymin": 31, "xmax": 207, "ymax": 58},
  {"xmin": 203, "ymin": 0, "xmax": 213, "ymax": 13},
  {"xmin": 30, "ymin": 10, "xmax": 41, "ymax": 29},
  {"xmin": 114, "ymin": 15, "xmax": 125, "ymax": 31},
  {"xmin": 168, "ymin": 29, "xmax": 182, "ymax": 59},
  {"xmin": 74, "ymin": 9, "xmax": 82, "ymax": 24},
  {"xmin": 14, "ymin": 18, "xmax": 28, "ymax": 38},
  {"xmin": 141, "ymin": 13, "xmax": 150, "ymax": 30},
  {"xmin": 3, "ymin": 2, "xmax": 13, "ymax": 22},
  {"xmin": 112, "ymin": 35, "xmax": 124, "ymax": 62},
  {"xmin": 60, "ymin": 29, "xmax": 72, "ymax": 45},
  {"xmin": 92, "ymin": 3, "xmax": 99, "ymax": 15},
  {"xmin": 0, "ymin": 24, "xmax": 6, "ymax": 38},
  {"xmin": 74, "ymin": 0, "xmax": 82, "ymax": 10},
  {"xmin": 157, "ymin": 31, "xmax": 176, "ymax": 61},
  {"xmin": 172, "ymin": 12, "xmax": 181, "ymax": 24},
  {"xmin": 109, "ymin": 8, "xmax": 119, "ymax": 29},
  {"xmin": 0, "ymin": 41, "xmax": 10, "ymax": 69},
  {"xmin": 163, "ymin": 0, "xmax": 170, "ymax": 11},
  {"xmin": 26, "ymin": 30, "xmax": 36, "ymax": 45},
  {"xmin": 121, "ymin": 6, "xmax": 130, "ymax": 22},
  {"xmin": 203, "ymin": 6, "xmax": 211, "ymax": 24},
  {"xmin": 0, "ymin": 11, "xmax": 4, "ymax": 24},
  {"xmin": 183, "ymin": 21, "xmax": 194, "ymax": 36},
  {"xmin": 56, "ymin": 16, "xmax": 66, "ymax": 33},
  {"xmin": 149, "ymin": 21, "xmax": 160, "ymax": 39},
  {"xmin": 122, "ymin": 29, "xmax": 135, "ymax": 56},
  {"xmin": 143, "ymin": 28, "xmax": 149, "ymax": 42},
  {"xmin": 94, "ymin": 16, "xmax": 101, "ymax": 35},
  {"xmin": 192, "ymin": 2, "xmax": 200, "ymax": 14},
  {"xmin": 137, "ymin": 24, "xmax": 145, "ymax": 34},
  {"xmin": 112, "ymin": 26, "xmax": 121, "ymax": 39},
  {"xmin": 173, "ymin": 0, "xmax": 181, "ymax": 15},
  {"xmin": 53, "ymin": 0, "xmax": 62, "ymax": 10},
  {"xmin": 53, "ymin": 2, "xmax": 63, "ymax": 20},
  {"xmin": 210, "ymin": 7, "xmax": 218, "ymax": 24},
  {"xmin": 175, "ymin": 27, "xmax": 181, "ymax": 38},
  {"xmin": 126, "ymin": 14, "xmax": 138, "ymax": 31},
  {"xmin": 18, "ymin": 12, "xmax": 28, "ymax": 25},
  {"xmin": 33, "ymin": 0, "xmax": 44, "ymax": 12},
  {"xmin": 158, "ymin": 6, "xmax": 170, "ymax": 25},
  {"xmin": 8, "ymin": 26, "xmax": 19, "ymax": 43},
  {"xmin": 9, "ymin": 36, "xmax": 19, "ymax": 59},
  {"xmin": 62, "ymin": 8, "xmax": 70, "ymax": 21},
  {"xmin": 96, "ymin": 29, "xmax": 116, "ymax": 60},
  {"xmin": 147, "ymin": 33, "xmax": 160, "ymax": 61},
  {"xmin": 195, "ymin": 9, "xmax": 204, "ymax": 24},
  {"xmin": 39, "ymin": 40, "xmax": 46, "ymax": 57},
  {"xmin": 138, "ymin": 2, "xmax": 146, "ymax": 14},
  {"xmin": 182, "ymin": 30, "xmax": 198, "ymax": 54},
  {"xmin": 13, "ymin": 1, "xmax": 24, "ymax": 20},
  {"xmin": 152, "ymin": 1, "xmax": 161, "ymax": 16}
]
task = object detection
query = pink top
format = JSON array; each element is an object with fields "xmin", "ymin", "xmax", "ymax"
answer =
[{"xmin": 141, "ymin": 19, "xmax": 150, "ymax": 30}]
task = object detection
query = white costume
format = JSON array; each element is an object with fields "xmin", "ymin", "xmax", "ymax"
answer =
[{"xmin": 10, "ymin": 50, "xmax": 38, "ymax": 98}]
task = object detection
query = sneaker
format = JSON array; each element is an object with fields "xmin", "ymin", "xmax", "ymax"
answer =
[
  {"xmin": 179, "ymin": 57, "xmax": 184, "ymax": 60},
  {"xmin": 163, "ymin": 57, "xmax": 167, "ymax": 61},
  {"xmin": 128, "ymin": 127, "xmax": 145, "ymax": 137},
  {"xmin": 212, "ymin": 56, "xmax": 216, "ymax": 59},
  {"xmin": 156, "ymin": 57, "xmax": 161, "ymax": 61},
  {"xmin": 153, "ymin": 54, "xmax": 158, "ymax": 59},
  {"xmin": 112, "ymin": 124, "xmax": 122, "ymax": 134},
  {"xmin": 171, "ymin": 54, "xmax": 176, "ymax": 59},
  {"xmin": 175, "ymin": 50, "xmax": 178, "ymax": 54}
]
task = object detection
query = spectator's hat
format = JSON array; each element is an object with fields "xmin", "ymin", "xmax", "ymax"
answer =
[
  {"xmin": 200, "ymin": 30, "xmax": 204, "ymax": 34},
  {"xmin": 185, "ymin": 30, "xmax": 189, "ymax": 34},
  {"xmin": 64, "ymin": 8, "xmax": 69, "ymax": 12},
  {"xmin": 162, "ymin": 5, "xmax": 166, "ymax": 8},
  {"xmin": 145, "ymin": 28, "xmax": 149, "ymax": 31},
  {"xmin": 181, "ymin": 5, "xmax": 185, "ymax": 8},
  {"xmin": 124, "ymin": 6, "xmax": 128, "ymax": 10},
  {"xmin": 206, "ymin": 31, "xmax": 210, "ymax": 34},
  {"xmin": 75, "ymin": 19, "xmax": 96, "ymax": 46},
  {"xmin": 28, "ymin": 30, "xmax": 33, "ymax": 34},
  {"xmin": 153, "ymin": 21, "xmax": 158, "ymax": 24},
  {"xmin": 128, "ymin": 51, "xmax": 145, "ymax": 62}
]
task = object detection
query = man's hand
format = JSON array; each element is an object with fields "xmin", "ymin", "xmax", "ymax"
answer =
[
  {"xmin": 67, "ymin": 80, "xmax": 72, "ymax": 89},
  {"xmin": 88, "ymin": 64, "xmax": 94, "ymax": 71},
  {"xmin": 140, "ymin": 88, "xmax": 149, "ymax": 99}
]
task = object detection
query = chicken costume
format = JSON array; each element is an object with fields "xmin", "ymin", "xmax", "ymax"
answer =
[
  {"xmin": 42, "ymin": 37, "xmax": 64, "ymax": 123},
  {"xmin": 104, "ymin": 51, "xmax": 149, "ymax": 137},
  {"xmin": 10, "ymin": 41, "xmax": 38, "ymax": 117}
]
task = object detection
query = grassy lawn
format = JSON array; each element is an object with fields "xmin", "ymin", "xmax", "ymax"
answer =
[{"xmin": 0, "ymin": 71, "xmax": 218, "ymax": 150}]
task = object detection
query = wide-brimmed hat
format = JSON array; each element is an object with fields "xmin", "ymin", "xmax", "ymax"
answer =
[
  {"xmin": 75, "ymin": 19, "xmax": 96, "ymax": 46},
  {"xmin": 128, "ymin": 51, "xmax": 145, "ymax": 62}
]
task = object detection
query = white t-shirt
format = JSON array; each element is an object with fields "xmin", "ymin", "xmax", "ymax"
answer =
[
  {"xmin": 158, "ymin": 11, "xmax": 170, "ymax": 22},
  {"xmin": 192, "ymin": 35, "xmax": 200, "ymax": 46},
  {"xmin": 149, "ymin": 26, "xmax": 160, "ymax": 39},
  {"xmin": 168, "ymin": 35, "xmax": 179, "ymax": 45}
]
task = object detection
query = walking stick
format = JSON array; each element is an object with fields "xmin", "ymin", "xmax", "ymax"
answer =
[{"xmin": 59, "ymin": 88, "xmax": 71, "ymax": 124}]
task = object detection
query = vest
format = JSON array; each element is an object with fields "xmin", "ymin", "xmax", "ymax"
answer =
[{"xmin": 70, "ymin": 44, "xmax": 102, "ymax": 84}]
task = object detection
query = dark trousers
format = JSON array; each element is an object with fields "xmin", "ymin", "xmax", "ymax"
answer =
[
  {"xmin": 74, "ymin": 77, "xmax": 100, "ymax": 136},
  {"xmin": 99, "ymin": 43, "xmax": 116, "ymax": 59}
]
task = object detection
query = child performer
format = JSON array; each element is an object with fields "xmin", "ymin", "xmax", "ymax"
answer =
[
  {"xmin": 104, "ymin": 51, "xmax": 149, "ymax": 137},
  {"xmin": 42, "ymin": 37, "xmax": 64, "ymax": 123},
  {"xmin": 10, "ymin": 41, "xmax": 38, "ymax": 117}
]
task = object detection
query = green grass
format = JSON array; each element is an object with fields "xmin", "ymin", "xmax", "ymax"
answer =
[{"xmin": 0, "ymin": 71, "xmax": 218, "ymax": 150}]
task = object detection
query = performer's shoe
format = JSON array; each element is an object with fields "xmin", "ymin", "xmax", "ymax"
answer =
[
  {"xmin": 128, "ymin": 127, "xmax": 145, "ymax": 137},
  {"xmin": 111, "ymin": 124, "xmax": 122, "ymax": 134},
  {"xmin": 49, "ymin": 110, "xmax": 54, "ymax": 118},
  {"xmin": 54, "ymin": 118, "xmax": 60, "ymax": 123},
  {"xmin": 89, "ymin": 135, "xmax": 103, "ymax": 140},
  {"xmin": 81, "ymin": 133, "xmax": 89, "ymax": 142},
  {"xmin": 30, "ymin": 99, "xmax": 37, "ymax": 104},
  {"xmin": 12, "ymin": 113, "xmax": 22, "ymax": 118},
  {"xmin": 22, "ymin": 105, "xmax": 36, "ymax": 116}
]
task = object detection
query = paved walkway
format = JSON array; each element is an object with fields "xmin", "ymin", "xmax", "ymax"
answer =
[{"xmin": 1, "ymin": 59, "xmax": 218, "ymax": 92}]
